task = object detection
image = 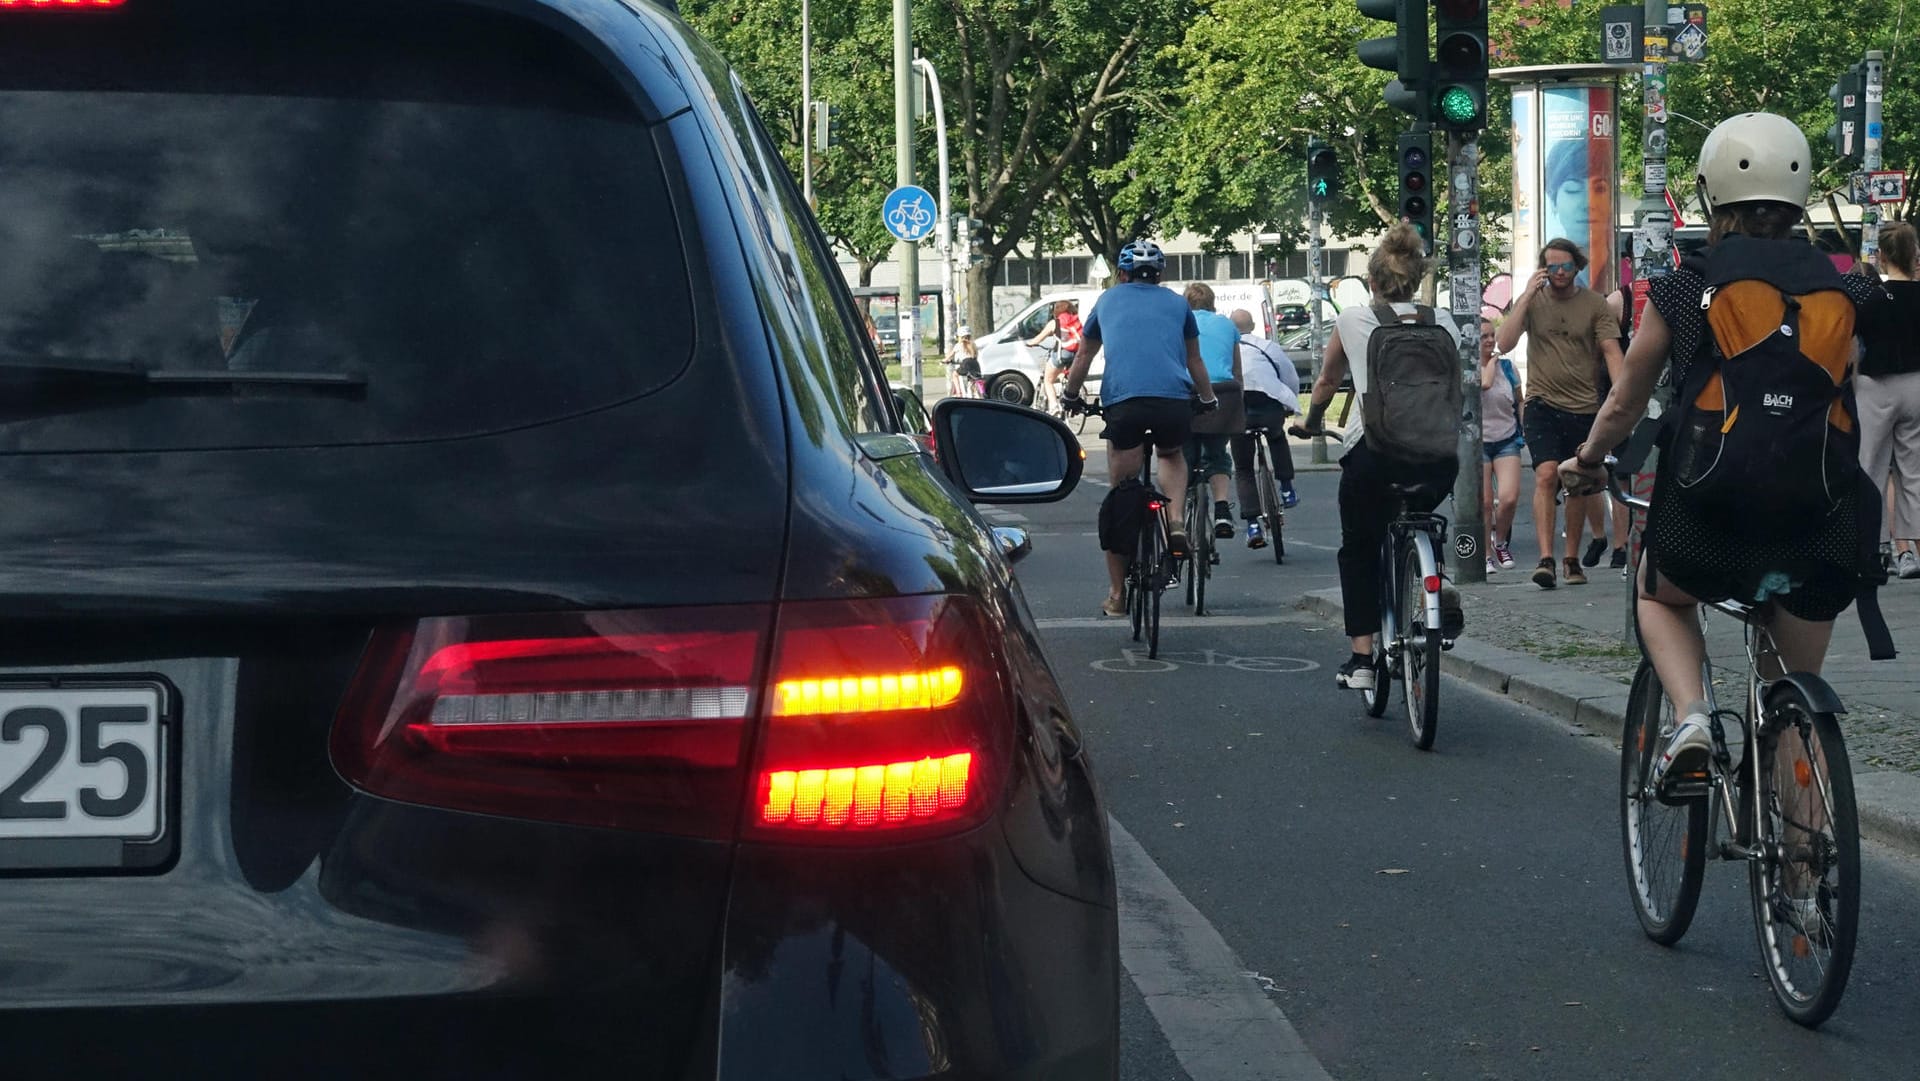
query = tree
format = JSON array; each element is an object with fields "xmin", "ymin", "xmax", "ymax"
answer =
[{"xmin": 926, "ymin": 0, "xmax": 1188, "ymax": 329}]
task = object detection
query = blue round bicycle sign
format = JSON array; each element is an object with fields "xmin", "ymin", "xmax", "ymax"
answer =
[{"xmin": 882, "ymin": 185, "xmax": 938, "ymax": 242}]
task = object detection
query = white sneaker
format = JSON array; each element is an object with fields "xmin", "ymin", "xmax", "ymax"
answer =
[
  {"xmin": 1898, "ymin": 550, "xmax": 1920, "ymax": 580},
  {"xmin": 1336, "ymin": 657, "xmax": 1376, "ymax": 690},
  {"xmin": 1652, "ymin": 713, "xmax": 1714, "ymax": 788}
]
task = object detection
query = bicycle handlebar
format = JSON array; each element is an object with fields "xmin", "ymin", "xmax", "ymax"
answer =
[{"xmin": 1601, "ymin": 455, "xmax": 1651, "ymax": 512}]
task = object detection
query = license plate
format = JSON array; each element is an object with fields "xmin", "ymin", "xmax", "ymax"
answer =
[{"xmin": 0, "ymin": 681, "xmax": 172, "ymax": 872}]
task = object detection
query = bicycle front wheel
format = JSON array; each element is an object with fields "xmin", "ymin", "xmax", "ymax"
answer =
[
  {"xmin": 1749, "ymin": 683, "xmax": 1859, "ymax": 1028},
  {"xmin": 1620, "ymin": 660, "xmax": 1707, "ymax": 945},
  {"xmin": 1399, "ymin": 541, "xmax": 1440, "ymax": 750}
]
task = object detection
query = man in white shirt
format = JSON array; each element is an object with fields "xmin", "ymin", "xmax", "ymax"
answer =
[{"xmin": 1228, "ymin": 309, "xmax": 1299, "ymax": 548}]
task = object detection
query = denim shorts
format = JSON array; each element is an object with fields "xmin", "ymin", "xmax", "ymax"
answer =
[{"xmin": 1482, "ymin": 431, "xmax": 1525, "ymax": 463}]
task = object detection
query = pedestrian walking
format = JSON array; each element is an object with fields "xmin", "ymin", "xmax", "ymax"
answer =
[
  {"xmin": 1478, "ymin": 317, "xmax": 1525, "ymax": 572},
  {"xmin": 1495, "ymin": 238, "xmax": 1624, "ymax": 588},
  {"xmin": 1857, "ymin": 220, "xmax": 1920, "ymax": 579}
]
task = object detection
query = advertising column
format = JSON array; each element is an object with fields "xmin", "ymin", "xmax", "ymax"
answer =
[
  {"xmin": 1539, "ymin": 84, "xmax": 1618, "ymax": 296},
  {"xmin": 1509, "ymin": 85, "xmax": 1540, "ymax": 287}
]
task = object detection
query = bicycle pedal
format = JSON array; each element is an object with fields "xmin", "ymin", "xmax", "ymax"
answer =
[
  {"xmin": 1208, "ymin": 551, "xmax": 1220, "ymax": 566},
  {"xmin": 1440, "ymin": 637, "xmax": 1456, "ymax": 652}
]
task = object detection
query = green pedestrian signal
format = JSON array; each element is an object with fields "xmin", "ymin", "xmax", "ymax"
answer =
[{"xmin": 1307, "ymin": 140, "xmax": 1340, "ymax": 207}]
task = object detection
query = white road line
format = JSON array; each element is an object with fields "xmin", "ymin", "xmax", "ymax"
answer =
[
  {"xmin": 980, "ymin": 508, "xmax": 1030, "ymax": 524},
  {"xmin": 1037, "ymin": 614, "xmax": 1309, "ymax": 629},
  {"xmin": 1111, "ymin": 815, "xmax": 1334, "ymax": 1081}
]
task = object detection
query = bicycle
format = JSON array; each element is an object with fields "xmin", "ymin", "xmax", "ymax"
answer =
[
  {"xmin": 1360, "ymin": 482, "xmax": 1451, "ymax": 749},
  {"xmin": 1245, "ymin": 422, "xmax": 1288, "ymax": 564},
  {"xmin": 1182, "ymin": 463, "xmax": 1217, "ymax": 616},
  {"xmin": 1076, "ymin": 398, "xmax": 1196, "ymax": 659},
  {"xmin": 1605, "ymin": 463, "xmax": 1859, "ymax": 1028}
]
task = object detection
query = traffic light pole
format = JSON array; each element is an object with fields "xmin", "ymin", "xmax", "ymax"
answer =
[
  {"xmin": 1445, "ymin": 133, "xmax": 1485, "ymax": 584},
  {"xmin": 892, "ymin": 0, "xmax": 920, "ymax": 391},
  {"xmin": 1862, "ymin": 50, "xmax": 1887, "ymax": 265},
  {"xmin": 1624, "ymin": 0, "xmax": 1674, "ymax": 642},
  {"xmin": 1307, "ymin": 206, "xmax": 1329, "ymax": 464}
]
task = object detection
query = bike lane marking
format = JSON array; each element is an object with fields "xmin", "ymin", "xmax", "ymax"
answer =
[
  {"xmin": 1037, "ymin": 614, "xmax": 1312, "ymax": 630},
  {"xmin": 1111, "ymin": 814, "xmax": 1336, "ymax": 1081}
]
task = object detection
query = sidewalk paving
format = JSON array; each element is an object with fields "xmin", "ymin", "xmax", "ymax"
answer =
[{"xmin": 1298, "ymin": 570, "xmax": 1920, "ymax": 857}]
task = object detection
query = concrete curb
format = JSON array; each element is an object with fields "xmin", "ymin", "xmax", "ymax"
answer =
[{"xmin": 1296, "ymin": 588, "xmax": 1920, "ymax": 858}]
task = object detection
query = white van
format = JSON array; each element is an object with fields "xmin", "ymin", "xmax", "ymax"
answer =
[{"xmin": 974, "ymin": 289, "xmax": 1103, "ymax": 405}]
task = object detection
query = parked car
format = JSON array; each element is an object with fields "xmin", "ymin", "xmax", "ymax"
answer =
[
  {"xmin": 873, "ymin": 311, "xmax": 899, "ymax": 354},
  {"xmin": 0, "ymin": 2, "xmax": 1118, "ymax": 1077},
  {"xmin": 1273, "ymin": 302, "xmax": 1311, "ymax": 331},
  {"xmin": 974, "ymin": 288, "xmax": 1104, "ymax": 405}
]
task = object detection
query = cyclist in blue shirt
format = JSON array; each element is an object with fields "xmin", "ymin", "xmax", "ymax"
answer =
[
  {"xmin": 1185, "ymin": 283, "xmax": 1246, "ymax": 539},
  {"xmin": 1063, "ymin": 240, "xmax": 1217, "ymax": 617}
]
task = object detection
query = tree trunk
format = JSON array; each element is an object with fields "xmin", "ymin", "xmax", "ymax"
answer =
[{"xmin": 966, "ymin": 259, "xmax": 1000, "ymax": 335}]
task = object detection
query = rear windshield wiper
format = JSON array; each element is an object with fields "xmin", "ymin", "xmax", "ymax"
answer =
[{"xmin": 0, "ymin": 355, "xmax": 367, "ymax": 396}]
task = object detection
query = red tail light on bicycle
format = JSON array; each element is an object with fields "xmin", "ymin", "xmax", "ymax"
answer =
[{"xmin": 1424, "ymin": 575, "xmax": 1442, "ymax": 594}]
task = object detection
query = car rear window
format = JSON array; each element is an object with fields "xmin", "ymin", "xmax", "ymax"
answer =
[{"xmin": 0, "ymin": 4, "xmax": 693, "ymax": 452}]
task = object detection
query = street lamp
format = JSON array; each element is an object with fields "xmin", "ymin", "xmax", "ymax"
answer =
[{"xmin": 912, "ymin": 56, "xmax": 954, "ymax": 357}]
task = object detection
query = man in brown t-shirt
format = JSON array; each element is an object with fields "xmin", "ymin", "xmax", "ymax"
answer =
[{"xmin": 1494, "ymin": 239, "xmax": 1623, "ymax": 588}]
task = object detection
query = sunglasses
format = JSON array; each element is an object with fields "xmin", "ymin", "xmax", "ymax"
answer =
[{"xmin": 1544, "ymin": 261, "xmax": 1578, "ymax": 273}]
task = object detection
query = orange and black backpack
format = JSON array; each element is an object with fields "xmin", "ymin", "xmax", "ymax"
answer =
[{"xmin": 1663, "ymin": 234, "xmax": 1895, "ymax": 657}]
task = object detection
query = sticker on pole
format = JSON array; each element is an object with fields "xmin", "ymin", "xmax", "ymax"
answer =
[
  {"xmin": 1450, "ymin": 271, "xmax": 1480, "ymax": 317},
  {"xmin": 1868, "ymin": 171, "xmax": 1907, "ymax": 205},
  {"xmin": 1666, "ymin": 6, "xmax": 1707, "ymax": 63},
  {"xmin": 1600, "ymin": 6, "xmax": 1642, "ymax": 64},
  {"xmin": 882, "ymin": 185, "xmax": 938, "ymax": 242}
]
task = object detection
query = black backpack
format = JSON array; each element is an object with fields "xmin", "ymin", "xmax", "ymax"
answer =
[{"xmin": 1361, "ymin": 302, "xmax": 1462, "ymax": 464}]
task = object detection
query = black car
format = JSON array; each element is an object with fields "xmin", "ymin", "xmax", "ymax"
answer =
[
  {"xmin": 1272, "ymin": 303, "xmax": 1311, "ymax": 331},
  {"xmin": 0, "ymin": 2, "xmax": 1118, "ymax": 1077}
]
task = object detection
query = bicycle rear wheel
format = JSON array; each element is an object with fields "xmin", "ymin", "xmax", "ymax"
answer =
[
  {"xmin": 1145, "ymin": 550, "xmax": 1164, "ymax": 660},
  {"xmin": 1191, "ymin": 489, "xmax": 1211, "ymax": 615},
  {"xmin": 1255, "ymin": 444, "xmax": 1285, "ymax": 565},
  {"xmin": 1399, "ymin": 540, "xmax": 1440, "ymax": 749},
  {"xmin": 1361, "ymin": 558, "xmax": 1390, "ymax": 718},
  {"xmin": 1749, "ymin": 684, "xmax": 1859, "ymax": 1028},
  {"xmin": 1620, "ymin": 660, "xmax": 1707, "ymax": 945}
]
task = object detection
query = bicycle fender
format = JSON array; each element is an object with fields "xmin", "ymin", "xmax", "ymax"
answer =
[{"xmin": 1764, "ymin": 673, "xmax": 1847, "ymax": 716}]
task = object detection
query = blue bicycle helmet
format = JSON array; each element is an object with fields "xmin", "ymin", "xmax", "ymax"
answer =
[{"xmin": 1117, "ymin": 239, "xmax": 1165, "ymax": 275}]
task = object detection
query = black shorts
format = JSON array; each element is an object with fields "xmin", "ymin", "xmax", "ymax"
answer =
[
  {"xmin": 1101, "ymin": 396, "xmax": 1191, "ymax": 452},
  {"xmin": 1520, "ymin": 400, "xmax": 1596, "ymax": 466}
]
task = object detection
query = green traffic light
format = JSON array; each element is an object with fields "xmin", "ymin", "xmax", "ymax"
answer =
[
  {"xmin": 1437, "ymin": 85, "xmax": 1480, "ymax": 126},
  {"xmin": 1312, "ymin": 179, "xmax": 1329, "ymax": 196}
]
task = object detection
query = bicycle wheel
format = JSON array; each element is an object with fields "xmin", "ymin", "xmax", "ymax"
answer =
[
  {"xmin": 1255, "ymin": 444, "xmax": 1285, "ymax": 565},
  {"xmin": 1749, "ymin": 683, "xmax": 1859, "ymax": 1028},
  {"xmin": 1399, "ymin": 540, "xmax": 1440, "ymax": 750},
  {"xmin": 1192, "ymin": 490, "xmax": 1211, "ymax": 616},
  {"xmin": 1183, "ymin": 490, "xmax": 1199, "ymax": 609},
  {"xmin": 1619, "ymin": 660, "xmax": 1707, "ymax": 945},
  {"xmin": 1145, "ymin": 546, "xmax": 1164, "ymax": 660}
]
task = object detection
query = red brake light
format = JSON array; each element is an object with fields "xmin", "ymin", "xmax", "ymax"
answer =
[
  {"xmin": 332, "ymin": 606, "xmax": 770, "ymax": 839},
  {"xmin": 330, "ymin": 595, "xmax": 1011, "ymax": 844},
  {"xmin": 750, "ymin": 595, "xmax": 1008, "ymax": 840},
  {"xmin": 0, "ymin": 0, "xmax": 128, "ymax": 7},
  {"xmin": 1424, "ymin": 575, "xmax": 1443, "ymax": 594}
]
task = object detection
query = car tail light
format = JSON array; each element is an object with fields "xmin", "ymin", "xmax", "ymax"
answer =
[
  {"xmin": 750, "ymin": 594, "xmax": 1009, "ymax": 841},
  {"xmin": 331, "ymin": 606, "xmax": 771, "ymax": 839},
  {"xmin": 0, "ymin": 0, "xmax": 127, "ymax": 8},
  {"xmin": 331, "ymin": 595, "xmax": 1011, "ymax": 843}
]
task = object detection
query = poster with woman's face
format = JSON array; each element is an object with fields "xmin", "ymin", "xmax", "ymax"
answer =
[{"xmin": 1540, "ymin": 86, "xmax": 1617, "ymax": 295}]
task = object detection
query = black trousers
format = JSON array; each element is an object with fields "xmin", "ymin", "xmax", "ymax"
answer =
[
  {"xmin": 1336, "ymin": 437, "xmax": 1457, "ymax": 638},
  {"xmin": 1231, "ymin": 393, "xmax": 1295, "ymax": 519}
]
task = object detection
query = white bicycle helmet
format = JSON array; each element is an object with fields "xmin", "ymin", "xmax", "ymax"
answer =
[
  {"xmin": 957, "ymin": 325, "xmax": 972, "ymax": 338},
  {"xmin": 1695, "ymin": 112, "xmax": 1811, "ymax": 211}
]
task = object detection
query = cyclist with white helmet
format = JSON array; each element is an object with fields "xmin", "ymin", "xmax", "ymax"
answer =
[
  {"xmin": 1063, "ymin": 240, "xmax": 1218, "ymax": 617},
  {"xmin": 1561, "ymin": 113, "xmax": 1893, "ymax": 781}
]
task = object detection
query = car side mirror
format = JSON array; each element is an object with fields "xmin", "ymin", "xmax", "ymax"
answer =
[{"xmin": 930, "ymin": 398, "xmax": 1082, "ymax": 504}]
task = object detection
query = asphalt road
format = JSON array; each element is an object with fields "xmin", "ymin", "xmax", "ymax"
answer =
[{"xmin": 1000, "ymin": 457, "xmax": 1920, "ymax": 1081}]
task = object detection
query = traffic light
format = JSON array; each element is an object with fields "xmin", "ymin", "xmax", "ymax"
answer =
[
  {"xmin": 811, "ymin": 101, "xmax": 841, "ymax": 152},
  {"xmin": 1431, "ymin": 0, "xmax": 1488, "ymax": 132},
  {"xmin": 1357, "ymin": 0, "xmax": 1428, "ymax": 120},
  {"xmin": 1828, "ymin": 63, "xmax": 1867, "ymax": 162},
  {"xmin": 1397, "ymin": 130, "xmax": 1434, "ymax": 253},
  {"xmin": 1307, "ymin": 139, "xmax": 1340, "ymax": 206}
]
